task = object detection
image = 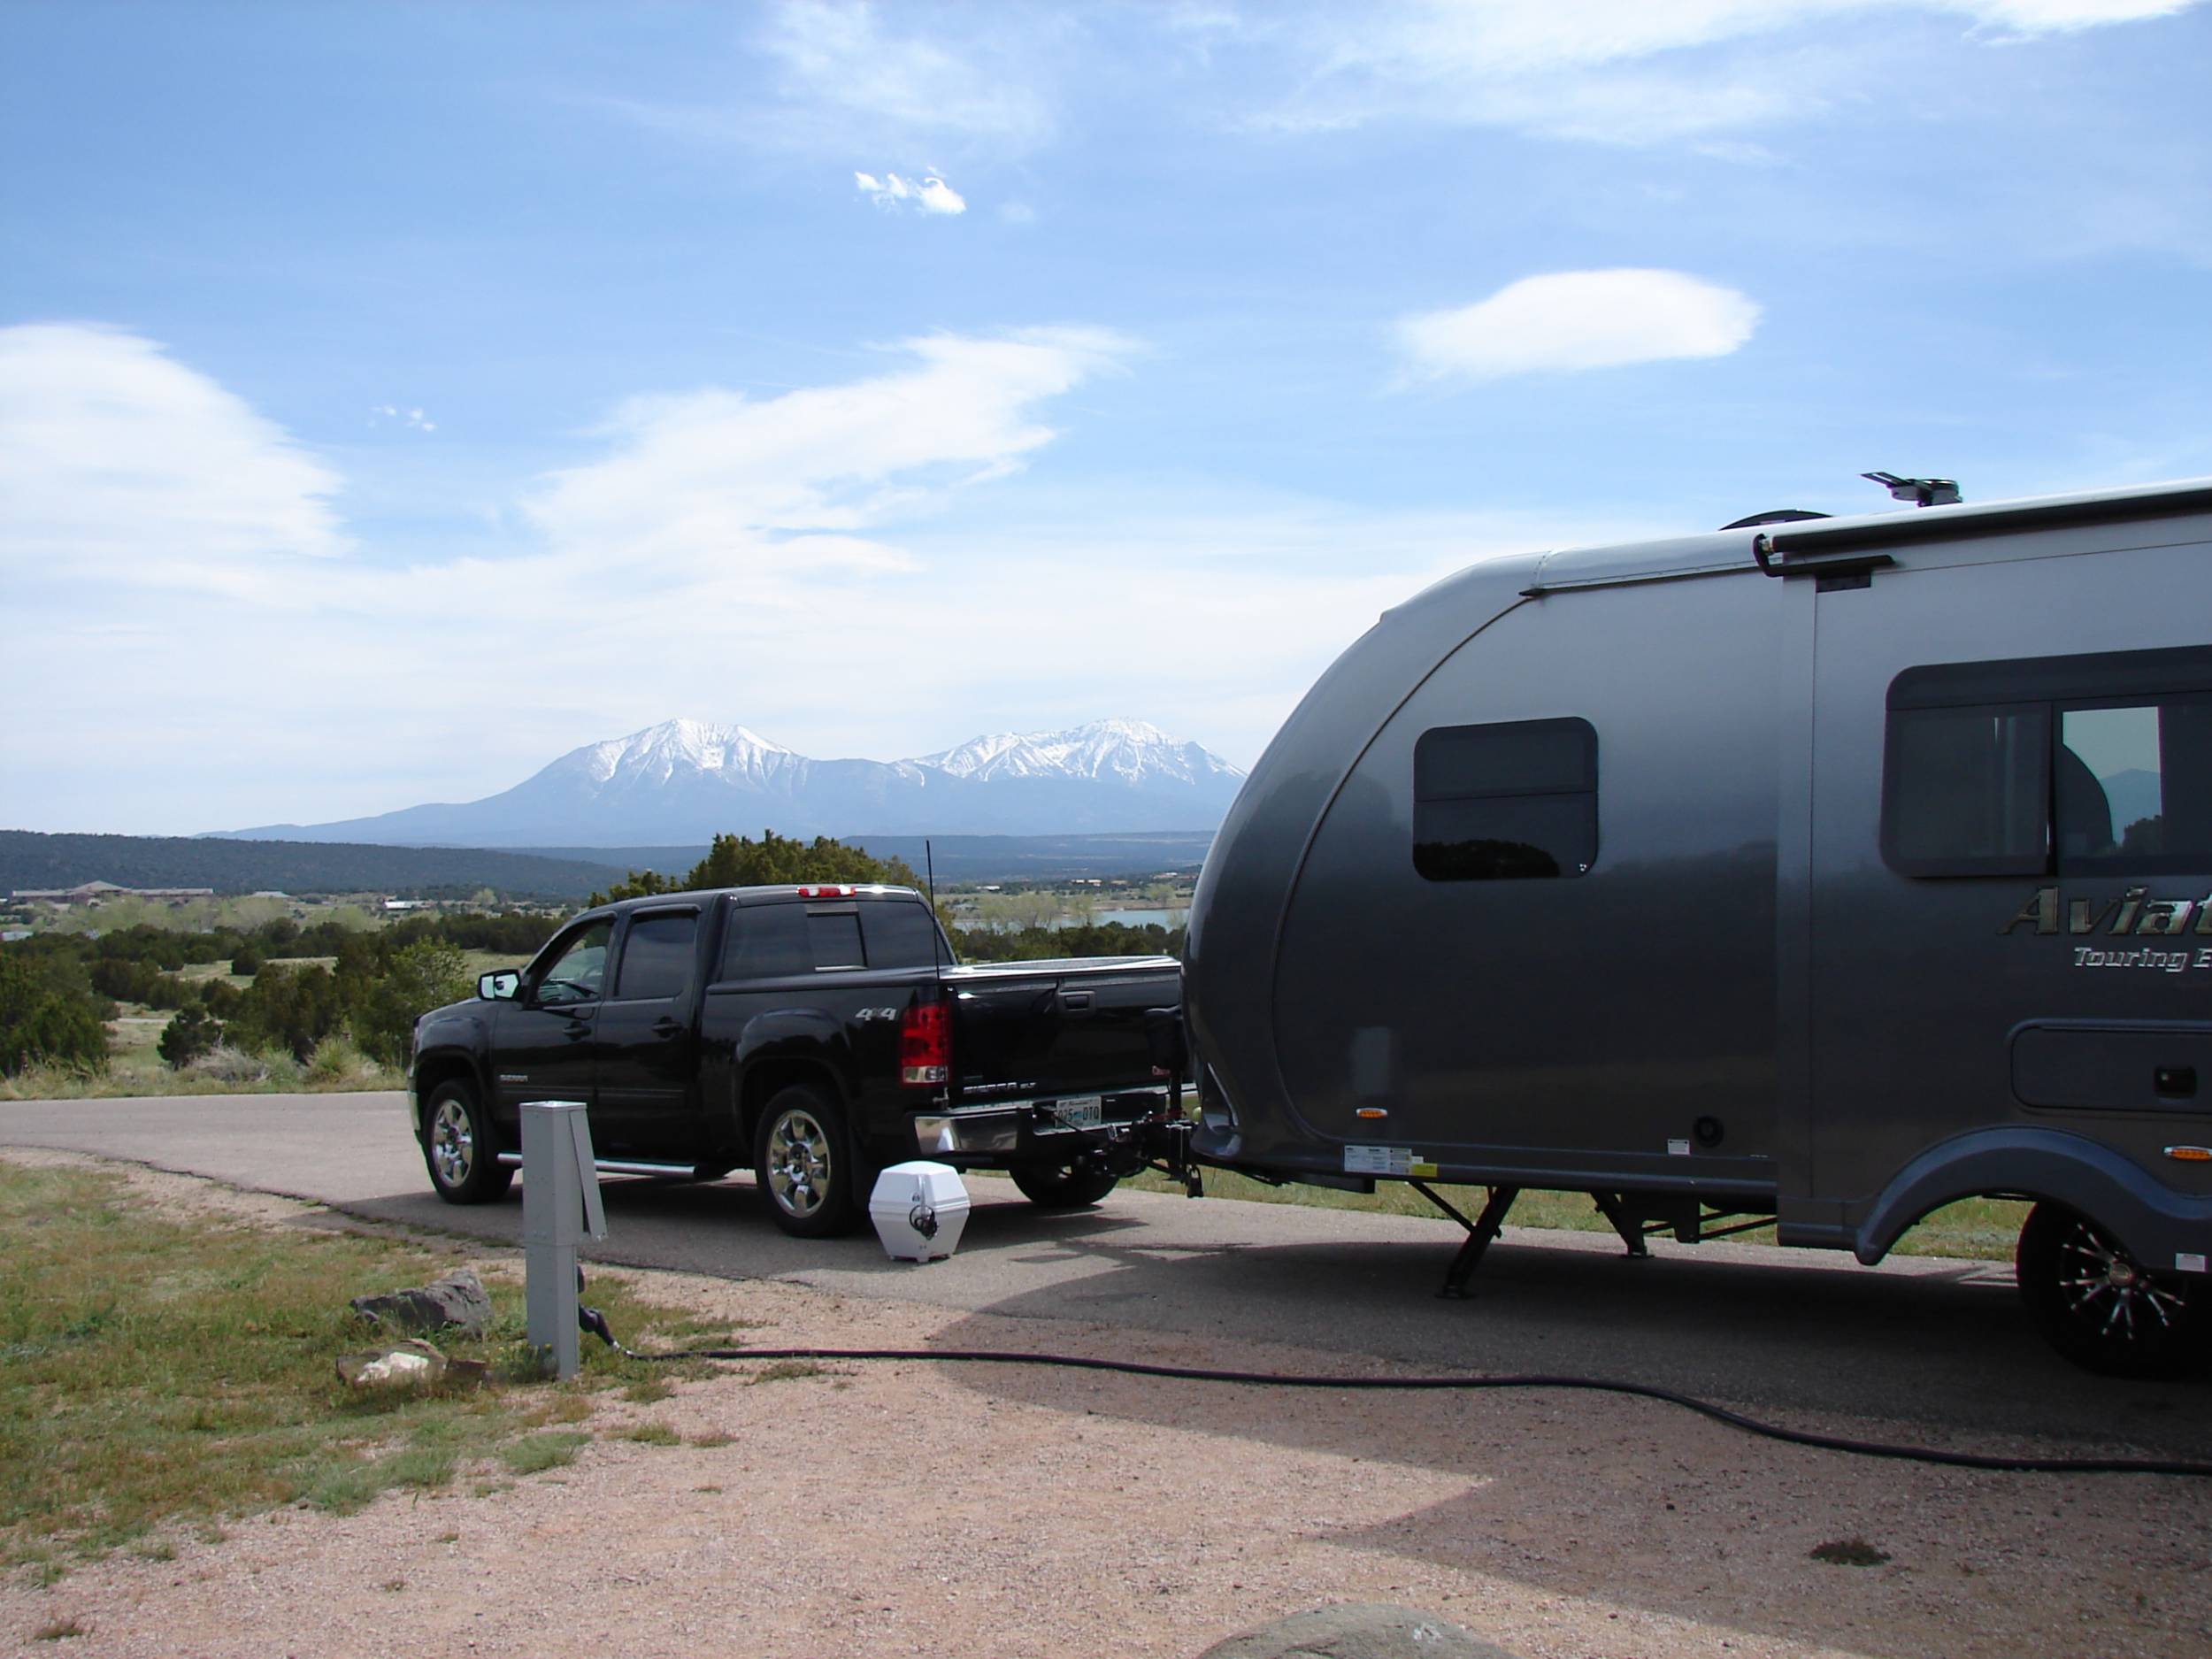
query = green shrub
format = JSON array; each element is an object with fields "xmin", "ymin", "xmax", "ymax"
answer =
[
  {"xmin": 346, "ymin": 939, "xmax": 472, "ymax": 1067},
  {"xmin": 0, "ymin": 951, "xmax": 110, "ymax": 1077},
  {"xmin": 227, "ymin": 964, "xmax": 344, "ymax": 1062},
  {"xmin": 157, "ymin": 1006, "xmax": 223, "ymax": 1069}
]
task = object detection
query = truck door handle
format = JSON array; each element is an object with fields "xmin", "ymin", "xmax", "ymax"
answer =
[
  {"xmin": 562, "ymin": 1020, "xmax": 590, "ymax": 1041},
  {"xmin": 1061, "ymin": 991, "xmax": 1094, "ymax": 1015},
  {"xmin": 652, "ymin": 1017, "xmax": 684, "ymax": 1039}
]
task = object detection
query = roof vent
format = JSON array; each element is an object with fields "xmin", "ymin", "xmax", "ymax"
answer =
[
  {"xmin": 1863, "ymin": 471, "xmax": 1961, "ymax": 508},
  {"xmin": 1719, "ymin": 508, "xmax": 1829, "ymax": 530}
]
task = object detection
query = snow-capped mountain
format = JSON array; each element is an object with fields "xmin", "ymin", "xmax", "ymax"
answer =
[
  {"xmin": 919, "ymin": 718, "xmax": 1243, "ymax": 787},
  {"xmin": 220, "ymin": 718, "xmax": 1247, "ymax": 847}
]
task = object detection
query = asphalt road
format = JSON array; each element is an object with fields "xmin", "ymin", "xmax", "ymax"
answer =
[{"xmin": 4, "ymin": 1089, "xmax": 2206, "ymax": 1461}]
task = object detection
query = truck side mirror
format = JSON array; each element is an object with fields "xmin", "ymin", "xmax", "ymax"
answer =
[{"xmin": 479, "ymin": 970, "xmax": 521, "ymax": 1002}]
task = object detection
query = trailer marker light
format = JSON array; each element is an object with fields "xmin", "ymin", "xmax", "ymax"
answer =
[
  {"xmin": 2165, "ymin": 1145, "xmax": 2210, "ymax": 1162},
  {"xmin": 1355, "ymin": 1108, "xmax": 1388, "ymax": 1119}
]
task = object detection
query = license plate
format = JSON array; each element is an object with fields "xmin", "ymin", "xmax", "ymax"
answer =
[{"xmin": 1049, "ymin": 1095, "xmax": 1103, "ymax": 1130}]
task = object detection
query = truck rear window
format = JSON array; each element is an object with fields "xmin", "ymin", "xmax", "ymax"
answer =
[
  {"xmin": 861, "ymin": 902, "xmax": 945, "ymax": 969},
  {"xmin": 718, "ymin": 902, "xmax": 872, "ymax": 978}
]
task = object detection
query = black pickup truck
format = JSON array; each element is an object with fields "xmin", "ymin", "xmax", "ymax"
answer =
[{"xmin": 407, "ymin": 883, "xmax": 1184, "ymax": 1236}]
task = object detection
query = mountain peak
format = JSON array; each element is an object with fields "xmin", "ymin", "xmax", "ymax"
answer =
[{"xmin": 235, "ymin": 716, "xmax": 1245, "ymax": 845}]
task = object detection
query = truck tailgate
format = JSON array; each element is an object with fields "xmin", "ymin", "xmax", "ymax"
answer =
[{"xmin": 945, "ymin": 956, "xmax": 1179, "ymax": 1103}]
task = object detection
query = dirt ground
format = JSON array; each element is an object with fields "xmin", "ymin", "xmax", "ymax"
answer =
[{"xmin": 6, "ymin": 1153, "xmax": 2209, "ymax": 1659}]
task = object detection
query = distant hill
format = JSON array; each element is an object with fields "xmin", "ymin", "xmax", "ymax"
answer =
[
  {"xmin": 518, "ymin": 833, "xmax": 1215, "ymax": 884},
  {"xmin": 1, "ymin": 830, "xmax": 1217, "ymax": 900},
  {"xmin": 219, "ymin": 717, "xmax": 1246, "ymax": 846},
  {"xmin": 0, "ymin": 832, "xmax": 621, "ymax": 901}
]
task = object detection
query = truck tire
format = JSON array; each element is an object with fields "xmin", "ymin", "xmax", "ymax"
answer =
[
  {"xmin": 422, "ymin": 1079, "xmax": 513, "ymax": 1205},
  {"xmin": 2016, "ymin": 1201, "xmax": 2200, "ymax": 1378},
  {"xmin": 1010, "ymin": 1159, "xmax": 1119, "ymax": 1210},
  {"xmin": 754, "ymin": 1085, "xmax": 865, "ymax": 1238}
]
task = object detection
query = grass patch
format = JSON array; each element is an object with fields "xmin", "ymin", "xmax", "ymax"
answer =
[
  {"xmin": 0, "ymin": 1160, "xmax": 712, "ymax": 1576},
  {"xmin": 1126, "ymin": 1170, "xmax": 2028, "ymax": 1262},
  {"xmin": 747, "ymin": 1359, "xmax": 826, "ymax": 1385},
  {"xmin": 618, "ymin": 1423, "xmax": 681, "ymax": 1446},
  {"xmin": 31, "ymin": 1617, "xmax": 88, "ymax": 1641},
  {"xmin": 500, "ymin": 1432, "xmax": 590, "ymax": 1475},
  {"xmin": 689, "ymin": 1431, "xmax": 737, "ymax": 1449}
]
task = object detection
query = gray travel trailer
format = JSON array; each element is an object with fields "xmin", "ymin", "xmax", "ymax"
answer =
[{"xmin": 1182, "ymin": 476, "xmax": 2212, "ymax": 1376}]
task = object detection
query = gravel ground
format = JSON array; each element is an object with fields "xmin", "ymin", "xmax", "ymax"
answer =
[{"xmin": 6, "ymin": 1153, "xmax": 2210, "ymax": 1659}]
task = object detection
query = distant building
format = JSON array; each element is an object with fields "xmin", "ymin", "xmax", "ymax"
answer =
[{"xmin": 10, "ymin": 880, "xmax": 216, "ymax": 905}]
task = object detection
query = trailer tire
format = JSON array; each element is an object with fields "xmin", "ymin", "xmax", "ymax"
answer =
[
  {"xmin": 2016, "ymin": 1201, "xmax": 2200, "ymax": 1378},
  {"xmin": 422, "ymin": 1079, "xmax": 513, "ymax": 1205},
  {"xmin": 1010, "ymin": 1159, "xmax": 1119, "ymax": 1210},
  {"xmin": 754, "ymin": 1085, "xmax": 864, "ymax": 1238}
]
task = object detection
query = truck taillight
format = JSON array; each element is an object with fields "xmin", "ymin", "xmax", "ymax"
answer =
[{"xmin": 900, "ymin": 999, "xmax": 949, "ymax": 1087}]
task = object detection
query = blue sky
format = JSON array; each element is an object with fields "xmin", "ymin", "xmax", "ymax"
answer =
[{"xmin": 4, "ymin": 0, "xmax": 2208, "ymax": 835}]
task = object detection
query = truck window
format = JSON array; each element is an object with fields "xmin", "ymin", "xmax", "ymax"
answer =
[
  {"xmin": 532, "ymin": 920, "xmax": 612, "ymax": 1005},
  {"xmin": 806, "ymin": 907, "xmax": 866, "ymax": 969},
  {"xmin": 1884, "ymin": 647, "xmax": 2212, "ymax": 877},
  {"xmin": 1413, "ymin": 717, "xmax": 1597, "ymax": 880},
  {"xmin": 612, "ymin": 911, "xmax": 697, "ymax": 1001},
  {"xmin": 714, "ymin": 902, "xmax": 870, "ymax": 978},
  {"xmin": 718, "ymin": 903, "xmax": 810, "ymax": 979},
  {"xmin": 861, "ymin": 901, "xmax": 945, "ymax": 969}
]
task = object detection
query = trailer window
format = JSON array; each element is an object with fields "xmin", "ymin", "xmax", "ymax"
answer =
[
  {"xmin": 1413, "ymin": 718, "xmax": 1597, "ymax": 881},
  {"xmin": 1884, "ymin": 705, "xmax": 2049, "ymax": 875},
  {"xmin": 1884, "ymin": 647, "xmax": 2212, "ymax": 877}
]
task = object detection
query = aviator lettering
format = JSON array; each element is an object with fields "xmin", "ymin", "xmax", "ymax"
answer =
[{"xmin": 2001, "ymin": 887, "xmax": 2212, "ymax": 938}]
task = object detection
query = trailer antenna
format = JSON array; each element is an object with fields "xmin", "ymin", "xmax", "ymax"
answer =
[{"xmin": 1863, "ymin": 471, "xmax": 1961, "ymax": 507}]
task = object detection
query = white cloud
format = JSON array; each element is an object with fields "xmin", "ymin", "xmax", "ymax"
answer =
[
  {"xmin": 0, "ymin": 326, "xmax": 1156, "ymax": 830},
  {"xmin": 0, "ymin": 323, "xmax": 348, "ymax": 595},
  {"xmin": 370, "ymin": 403, "xmax": 437, "ymax": 432},
  {"xmin": 1263, "ymin": 0, "xmax": 2203, "ymax": 143},
  {"xmin": 855, "ymin": 168, "xmax": 967, "ymax": 214},
  {"xmin": 764, "ymin": 2, "xmax": 1053, "ymax": 145},
  {"xmin": 1397, "ymin": 270, "xmax": 1762, "ymax": 383}
]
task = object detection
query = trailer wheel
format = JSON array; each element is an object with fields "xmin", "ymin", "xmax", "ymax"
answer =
[
  {"xmin": 2016, "ymin": 1201, "xmax": 2200, "ymax": 1378},
  {"xmin": 422, "ymin": 1079, "xmax": 513, "ymax": 1205},
  {"xmin": 754, "ymin": 1086, "xmax": 864, "ymax": 1238},
  {"xmin": 1010, "ymin": 1159, "xmax": 1119, "ymax": 1210}
]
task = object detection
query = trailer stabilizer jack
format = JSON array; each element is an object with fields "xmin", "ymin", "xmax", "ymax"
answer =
[{"xmin": 1409, "ymin": 1181, "xmax": 1523, "ymax": 1298}]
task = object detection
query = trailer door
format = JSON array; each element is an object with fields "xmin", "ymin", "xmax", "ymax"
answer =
[{"xmin": 1795, "ymin": 521, "xmax": 2212, "ymax": 1240}]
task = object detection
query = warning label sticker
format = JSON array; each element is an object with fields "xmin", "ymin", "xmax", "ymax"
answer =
[{"xmin": 1345, "ymin": 1145, "xmax": 1438, "ymax": 1179}]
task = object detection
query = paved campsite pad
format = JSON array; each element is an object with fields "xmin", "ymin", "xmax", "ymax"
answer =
[{"xmin": 4, "ymin": 1150, "xmax": 2209, "ymax": 1659}]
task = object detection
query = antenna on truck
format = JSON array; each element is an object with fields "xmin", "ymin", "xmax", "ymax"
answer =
[
  {"xmin": 1863, "ymin": 471, "xmax": 1961, "ymax": 507},
  {"xmin": 925, "ymin": 839, "xmax": 947, "ymax": 975}
]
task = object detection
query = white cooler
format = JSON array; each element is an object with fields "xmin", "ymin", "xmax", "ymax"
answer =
[{"xmin": 868, "ymin": 1162, "xmax": 972, "ymax": 1262}]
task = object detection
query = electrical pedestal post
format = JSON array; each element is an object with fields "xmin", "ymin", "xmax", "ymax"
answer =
[{"xmin": 521, "ymin": 1099, "xmax": 607, "ymax": 1379}]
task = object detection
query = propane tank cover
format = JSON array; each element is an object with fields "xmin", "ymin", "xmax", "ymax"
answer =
[{"xmin": 869, "ymin": 1161, "xmax": 972, "ymax": 1262}]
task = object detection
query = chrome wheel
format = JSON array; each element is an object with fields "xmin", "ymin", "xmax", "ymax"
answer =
[
  {"xmin": 764, "ymin": 1107, "xmax": 833, "ymax": 1219},
  {"xmin": 431, "ymin": 1098, "xmax": 475, "ymax": 1187},
  {"xmin": 2052, "ymin": 1215, "xmax": 2187, "ymax": 1342},
  {"xmin": 2017, "ymin": 1201, "xmax": 2199, "ymax": 1377}
]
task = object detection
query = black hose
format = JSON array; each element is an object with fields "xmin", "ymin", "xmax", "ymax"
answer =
[{"xmin": 590, "ymin": 1333, "xmax": 2212, "ymax": 1479}]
